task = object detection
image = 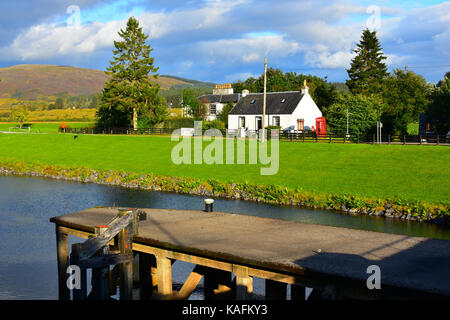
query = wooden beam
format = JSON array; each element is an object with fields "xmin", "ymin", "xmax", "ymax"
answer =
[
  {"xmin": 234, "ymin": 265, "xmax": 252, "ymax": 300},
  {"xmin": 78, "ymin": 213, "xmax": 134, "ymax": 261},
  {"xmin": 156, "ymin": 255, "xmax": 173, "ymax": 297},
  {"xmin": 265, "ymin": 279, "xmax": 287, "ymax": 300},
  {"xmin": 176, "ymin": 265, "xmax": 205, "ymax": 300},
  {"xmin": 80, "ymin": 253, "xmax": 133, "ymax": 269},
  {"xmin": 55, "ymin": 226, "xmax": 70, "ymax": 300}
]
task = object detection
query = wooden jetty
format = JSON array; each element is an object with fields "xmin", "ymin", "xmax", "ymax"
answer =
[{"xmin": 50, "ymin": 206, "xmax": 450, "ymax": 300}]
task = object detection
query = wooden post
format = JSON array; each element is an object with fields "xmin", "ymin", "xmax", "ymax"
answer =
[
  {"xmin": 70, "ymin": 243, "xmax": 87, "ymax": 300},
  {"xmin": 139, "ymin": 253, "xmax": 157, "ymax": 300},
  {"xmin": 265, "ymin": 279, "xmax": 287, "ymax": 300},
  {"xmin": 55, "ymin": 226, "xmax": 70, "ymax": 300},
  {"xmin": 291, "ymin": 284, "xmax": 306, "ymax": 300},
  {"xmin": 204, "ymin": 268, "xmax": 232, "ymax": 300},
  {"xmin": 91, "ymin": 226, "xmax": 110, "ymax": 300},
  {"xmin": 234, "ymin": 265, "xmax": 252, "ymax": 300},
  {"xmin": 156, "ymin": 255, "xmax": 173, "ymax": 297},
  {"xmin": 118, "ymin": 211, "xmax": 134, "ymax": 300}
]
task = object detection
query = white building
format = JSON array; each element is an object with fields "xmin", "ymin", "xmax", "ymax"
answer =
[
  {"xmin": 228, "ymin": 83, "xmax": 322, "ymax": 132},
  {"xmin": 198, "ymin": 84, "xmax": 241, "ymax": 121}
]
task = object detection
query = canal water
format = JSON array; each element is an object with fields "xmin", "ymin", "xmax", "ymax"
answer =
[{"xmin": 0, "ymin": 175, "xmax": 448, "ymax": 299}]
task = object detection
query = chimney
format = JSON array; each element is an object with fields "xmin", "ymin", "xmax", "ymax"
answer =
[
  {"xmin": 242, "ymin": 89, "xmax": 249, "ymax": 97},
  {"xmin": 301, "ymin": 79, "xmax": 309, "ymax": 95}
]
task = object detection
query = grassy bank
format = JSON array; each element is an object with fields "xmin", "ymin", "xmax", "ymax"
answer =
[{"xmin": 0, "ymin": 133, "xmax": 448, "ymax": 220}]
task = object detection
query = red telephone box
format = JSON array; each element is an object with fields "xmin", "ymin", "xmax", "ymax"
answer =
[{"xmin": 315, "ymin": 117, "xmax": 326, "ymax": 136}]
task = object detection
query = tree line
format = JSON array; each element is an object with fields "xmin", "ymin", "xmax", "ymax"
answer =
[{"xmin": 96, "ymin": 18, "xmax": 449, "ymax": 137}]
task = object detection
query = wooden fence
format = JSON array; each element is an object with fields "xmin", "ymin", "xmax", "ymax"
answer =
[{"xmin": 61, "ymin": 127, "xmax": 449, "ymax": 145}]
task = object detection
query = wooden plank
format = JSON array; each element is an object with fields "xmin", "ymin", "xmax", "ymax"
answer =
[
  {"xmin": 78, "ymin": 213, "xmax": 133, "ymax": 261},
  {"xmin": 156, "ymin": 255, "xmax": 173, "ymax": 297},
  {"xmin": 265, "ymin": 279, "xmax": 287, "ymax": 300},
  {"xmin": 55, "ymin": 226, "xmax": 70, "ymax": 300},
  {"xmin": 176, "ymin": 265, "xmax": 205, "ymax": 300}
]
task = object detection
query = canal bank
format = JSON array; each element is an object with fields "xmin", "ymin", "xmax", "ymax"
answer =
[{"xmin": 0, "ymin": 162, "xmax": 449, "ymax": 226}]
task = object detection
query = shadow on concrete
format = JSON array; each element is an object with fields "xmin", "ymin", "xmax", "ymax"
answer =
[{"xmin": 292, "ymin": 237, "xmax": 450, "ymax": 299}]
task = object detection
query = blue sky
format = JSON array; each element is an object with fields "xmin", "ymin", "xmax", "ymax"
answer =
[{"xmin": 0, "ymin": 0, "xmax": 449, "ymax": 83}]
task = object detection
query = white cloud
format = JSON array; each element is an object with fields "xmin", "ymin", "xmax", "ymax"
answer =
[{"xmin": 197, "ymin": 35, "xmax": 303, "ymax": 64}]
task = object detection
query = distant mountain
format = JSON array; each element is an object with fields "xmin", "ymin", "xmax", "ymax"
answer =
[{"xmin": 0, "ymin": 64, "xmax": 214, "ymax": 100}]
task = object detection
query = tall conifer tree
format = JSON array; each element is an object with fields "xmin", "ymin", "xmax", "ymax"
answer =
[
  {"xmin": 346, "ymin": 29, "xmax": 388, "ymax": 95},
  {"xmin": 99, "ymin": 17, "xmax": 160, "ymax": 130}
]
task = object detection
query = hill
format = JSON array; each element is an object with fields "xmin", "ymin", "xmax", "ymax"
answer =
[{"xmin": 0, "ymin": 64, "xmax": 213, "ymax": 100}]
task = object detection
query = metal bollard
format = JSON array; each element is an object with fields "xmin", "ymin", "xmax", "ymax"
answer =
[{"xmin": 204, "ymin": 199, "xmax": 214, "ymax": 212}]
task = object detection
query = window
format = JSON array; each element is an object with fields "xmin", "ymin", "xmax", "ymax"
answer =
[
  {"xmin": 209, "ymin": 104, "xmax": 216, "ymax": 115},
  {"xmin": 297, "ymin": 119, "xmax": 304, "ymax": 131},
  {"xmin": 273, "ymin": 116, "xmax": 280, "ymax": 127}
]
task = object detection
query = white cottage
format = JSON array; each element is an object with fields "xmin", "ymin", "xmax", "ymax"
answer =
[
  {"xmin": 228, "ymin": 82, "xmax": 322, "ymax": 132},
  {"xmin": 198, "ymin": 84, "xmax": 241, "ymax": 121}
]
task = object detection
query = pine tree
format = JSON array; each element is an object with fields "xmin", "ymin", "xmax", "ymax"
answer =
[
  {"xmin": 346, "ymin": 29, "xmax": 388, "ymax": 95},
  {"xmin": 100, "ymin": 17, "xmax": 161, "ymax": 130}
]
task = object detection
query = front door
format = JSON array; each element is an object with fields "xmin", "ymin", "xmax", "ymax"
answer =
[{"xmin": 255, "ymin": 117, "xmax": 262, "ymax": 130}]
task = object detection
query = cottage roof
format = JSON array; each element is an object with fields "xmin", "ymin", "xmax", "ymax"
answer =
[
  {"xmin": 229, "ymin": 91, "xmax": 304, "ymax": 115},
  {"xmin": 199, "ymin": 93, "xmax": 241, "ymax": 104}
]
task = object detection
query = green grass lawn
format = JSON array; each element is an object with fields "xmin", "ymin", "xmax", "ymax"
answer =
[
  {"xmin": 0, "ymin": 122, "xmax": 93, "ymax": 133},
  {"xmin": 0, "ymin": 133, "xmax": 449, "ymax": 205}
]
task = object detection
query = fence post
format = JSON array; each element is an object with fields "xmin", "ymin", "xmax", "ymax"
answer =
[
  {"xmin": 437, "ymin": 135, "xmax": 439, "ymax": 145},
  {"xmin": 373, "ymin": 134, "xmax": 375, "ymax": 144},
  {"xmin": 404, "ymin": 135, "xmax": 406, "ymax": 145},
  {"xmin": 329, "ymin": 134, "xmax": 332, "ymax": 143},
  {"xmin": 388, "ymin": 135, "xmax": 390, "ymax": 144},
  {"xmin": 357, "ymin": 134, "xmax": 359, "ymax": 144},
  {"xmin": 419, "ymin": 135, "xmax": 422, "ymax": 145}
]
